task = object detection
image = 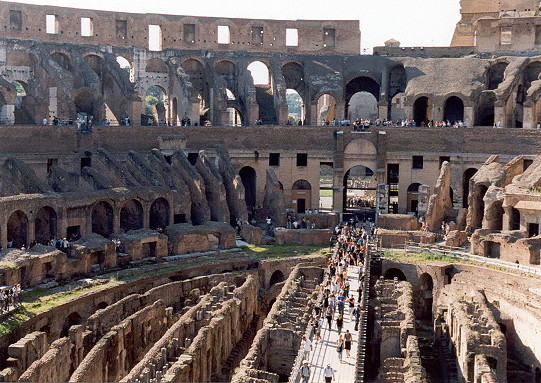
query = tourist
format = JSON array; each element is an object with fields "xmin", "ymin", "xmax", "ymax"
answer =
[
  {"xmin": 301, "ymin": 335, "xmax": 312, "ymax": 360},
  {"xmin": 344, "ymin": 330, "xmax": 353, "ymax": 357},
  {"xmin": 325, "ymin": 306, "xmax": 333, "ymax": 329},
  {"xmin": 336, "ymin": 334, "xmax": 344, "ymax": 362},
  {"xmin": 353, "ymin": 304, "xmax": 362, "ymax": 331},
  {"xmin": 323, "ymin": 364, "xmax": 335, "ymax": 382},
  {"xmin": 336, "ymin": 313, "xmax": 344, "ymax": 334},
  {"xmin": 300, "ymin": 361, "xmax": 310, "ymax": 383}
]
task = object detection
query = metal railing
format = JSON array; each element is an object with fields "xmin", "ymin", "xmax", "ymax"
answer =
[
  {"xmin": 355, "ymin": 242, "xmax": 373, "ymax": 383},
  {"xmin": 405, "ymin": 241, "xmax": 541, "ymax": 277}
]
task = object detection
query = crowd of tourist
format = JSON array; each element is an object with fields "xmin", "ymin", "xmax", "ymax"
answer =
[
  {"xmin": 298, "ymin": 221, "xmax": 371, "ymax": 382},
  {"xmin": 0, "ymin": 284, "xmax": 23, "ymax": 313}
]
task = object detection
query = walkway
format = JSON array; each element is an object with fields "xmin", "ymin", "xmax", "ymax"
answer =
[{"xmin": 306, "ymin": 264, "xmax": 363, "ymax": 383}]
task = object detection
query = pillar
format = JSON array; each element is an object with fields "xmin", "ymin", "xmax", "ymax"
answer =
[
  {"xmin": 464, "ymin": 106, "xmax": 474, "ymax": 128},
  {"xmin": 309, "ymin": 101, "xmax": 318, "ymax": 126},
  {"xmin": 113, "ymin": 207, "xmax": 121, "ymax": 234},
  {"xmin": 523, "ymin": 103, "xmax": 535, "ymax": 129},
  {"xmin": 494, "ymin": 105, "xmax": 505, "ymax": 127}
]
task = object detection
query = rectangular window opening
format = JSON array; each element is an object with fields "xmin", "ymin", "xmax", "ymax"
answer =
[
  {"xmin": 217, "ymin": 25, "xmax": 230, "ymax": 44},
  {"xmin": 80, "ymin": 157, "xmax": 91, "ymax": 171},
  {"xmin": 10, "ymin": 10, "xmax": 22, "ymax": 31},
  {"xmin": 252, "ymin": 26, "xmax": 264, "ymax": 45},
  {"xmin": 46, "ymin": 14, "xmax": 59, "ymax": 34},
  {"xmin": 296, "ymin": 153, "xmax": 308, "ymax": 167},
  {"xmin": 81, "ymin": 17, "xmax": 93, "ymax": 37},
  {"xmin": 269, "ymin": 153, "xmax": 280, "ymax": 167},
  {"xmin": 323, "ymin": 28, "xmax": 336, "ymax": 48},
  {"xmin": 412, "ymin": 155, "xmax": 424, "ymax": 169},
  {"xmin": 116, "ymin": 20, "xmax": 127, "ymax": 39},
  {"xmin": 184, "ymin": 23, "xmax": 195, "ymax": 43},
  {"xmin": 286, "ymin": 28, "xmax": 298, "ymax": 47},
  {"xmin": 500, "ymin": 26, "xmax": 512, "ymax": 45},
  {"xmin": 148, "ymin": 24, "xmax": 163, "ymax": 51}
]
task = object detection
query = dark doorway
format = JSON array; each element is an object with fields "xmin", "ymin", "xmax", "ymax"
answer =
[
  {"xmin": 297, "ymin": 198, "xmax": 306, "ymax": 214},
  {"xmin": 7, "ymin": 210, "xmax": 28, "ymax": 248},
  {"xmin": 413, "ymin": 96, "xmax": 429, "ymax": 126},
  {"xmin": 384, "ymin": 268, "xmax": 407, "ymax": 281},
  {"xmin": 462, "ymin": 168, "xmax": 478, "ymax": 208},
  {"xmin": 66, "ymin": 225, "xmax": 80, "ymax": 241},
  {"xmin": 443, "ymin": 96, "xmax": 464, "ymax": 123},
  {"xmin": 239, "ymin": 166, "xmax": 257, "ymax": 213},
  {"xmin": 35, "ymin": 206, "xmax": 57, "ymax": 244},
  {"xmin": 486, "ymin": 241, "xmax": 501, "ymax": 258},
  {"xmin": 120, "ymin": 199, "xmax": 144, "ymax": 232},
  {"xmin": 529, "ymin": 223, "xmax": 539, "ymax": 238},
  {"xmin": 149, "ymin": 198, "xmax": 170, "ymax": 230},
  {"xmin": 269, "ymin": 270, "xmax": 285, "ymax": 286},
  {"xmin": 91, "ymin": 201, "xmax": 114, "ymax": 237}
]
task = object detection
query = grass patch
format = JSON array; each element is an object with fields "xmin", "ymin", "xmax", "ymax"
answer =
[
  {"xmin": 383, "ymin": 249, "xmax": 457, "ymax": 263},
  {"xmin": 319, "ymin": 190, "xmax": 333, "ymax": 197},
  {"xmin": 241, "ymin": 244, "xmax": 330, "ymax": 259}
]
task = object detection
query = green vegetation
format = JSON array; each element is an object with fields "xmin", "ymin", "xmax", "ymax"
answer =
[
  {"xmin": 286, "ymin": 91, "xmax": 302, "ymax": 123},
  {"xmin": 241, "ymin": 244, "xmax": 330, "ymax": 259},
  {"xmin": 383, "ymin": 249, "xmax": 457, "ymax": 264}
]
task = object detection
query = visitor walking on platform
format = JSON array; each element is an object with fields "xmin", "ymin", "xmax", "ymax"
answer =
[
  {"xmin": 344, "ymin": 330, "xmax": 353, "ymax": 357},
  {"xmin": 336, "ymin": 314, "xmax": 344, "ymax": 334},
  {"xmin": 325, "ymin": 306, "xmax": 333, "ymax": 329},
  {"xmin": 301, "ymin": 336, "xmax": 312, "ymax": 360},
  {"xmin": 323, "ymin": 364, "xmax": 335, "ymax": 382},
  {"xmin": 336, "ymin": 334, "xmax": 345, "ymax": 363},
  {"xmin": 300, "ymin": 360, "xmax": 311, "ymax": 383}
]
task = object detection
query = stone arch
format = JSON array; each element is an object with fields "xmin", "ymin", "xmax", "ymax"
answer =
[
  {"xmin": 215, "ymin": 59, "xmax": 237, "ymax": 93},
  {"xmin": 116, "ymin": 55, "xmax": 134, "ymax": 82},
  {"xmin": 239, "ymin": 166, "xmax": 257, "ymax": 213},
  {"xmin": 413, "ymin": 96, "xmax": 431, "ymax": 126},
  {"xmin": 286, "ymin": 89, "xmax": 304, "ymax": 124},
  {"xmin": 181, "ymin": 58, "xmax": 209, "ymax": 125},
  {"xmin": 7, "ymin": 210, "xmax": 28, "ymax": 248},
  {"xmin": 292, "ymin": 179, "xmax": 312, "ymax": 214},
  {"xmin": 96, "ymin": 301, "xmax": 108, "ymax": 310},
  {"xmin": 407, "ymin": 183, "xmax": 421, "ymax": 214},
  {"xmin": 120, "ymin": 199, "xmax": 144, "ymax": 232},
  {"xmin": 248, "ymin": 60, "xmax": 277, "ymax": 124},
  {"xmin": 149, "ymin": 197, "xmax": 170, "ymax": 230},
  {"xmin": 343, "ymin": 165, "xmax": 377, "ymax": 216},
  {"xmin": 462, "ymin": 168, "xmax": 478, "ymax": 208},
  {"xmin": 247, "ymin": 60, "xmax": 271, "ymax": 85},
  {"xmin": 486, "ymin": 199, "xmax": 504, "ymax": 231},
  {"xmin": 388, "ymin": 64, "xmax": 407, "ymax": 98},
  {"xmin": 384, "ymin": 268, "xmax": 407, "ymax": 281},
  {"xmin": 522, "ymin": 61, "xmax": 541, "ymax": 95},
  {"xmin": 91, "ymin": 201, "xmax": 114, "ymax": 237},
  {"xmin": 486, "ymin": 62, "xmax": 508, "ymax": 90},
  {"xmin": 83, "ymin": 54, "xmax": 105, "ymax": 77},
  {"xmin": 35, "ymin": 206, "xmax": 57, "ymax": 245},
  {"xmin": 144, "ymin": 85, "xmax": 167, "ymax": 126},
  {"xmin": 348, "ymin": 91, "xmax": 378, "ymax": 121},
  {"xmin": 61, "ymin": 312, "xmax": 82, "ymax": 337},
  {"xmin": 476, "ymin": 92, "xmax": 496, "ymax": 126},
  {"xmin": 315, "ymin": 93, "xmax": 337, "ymax": 125},
  {"xmin": 282, "ymin": 61, "xmax": 305, "ymax": 92},
  {"xmin": 269, "ymin": 270, "xmax": 285, "ymax": 286},
  {"xmin": 345, "ymin": 76, "xmax": 380, "ymax": 119},
  {"xmin": 145, "ymin": 58, "xmax": 168, "ymax": 73},
  {"xmin": 418, "ymin": 272, "xmax": 434, "ymax": 320},
  {"xmin": 73, "ymin": 87, "xmax": 102, "ymax": 121},
  {"xmin": 50, "ymin": 51, "xmax": 72, "ymax": 72},
  {"xmin": 443, "ymin": 96, "xmax": 465, "ymax": 123}
]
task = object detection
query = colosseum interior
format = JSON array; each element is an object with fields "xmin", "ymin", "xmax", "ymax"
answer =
[{"xmin": 0, "ymin": 1, "xmax": 541, "ymax": 382}]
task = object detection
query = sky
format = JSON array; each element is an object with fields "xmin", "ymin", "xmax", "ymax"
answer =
[{"xmin": 11, "ymin": 0, "xmax": 462, "ymax": 52}]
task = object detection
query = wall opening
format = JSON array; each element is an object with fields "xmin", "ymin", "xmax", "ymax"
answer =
[
  {"xmin": 269, "ymin": 270, "xmax": 285, "ymax": 286},
  {"xmin": 217, "ymin": 25, "xmax": 230, "ymax": 44},
  {"xmin": 413, "ymin": 96, "xmax": 431, "ymax": 126},
  {"xmin": 292, "ymin": 179, "xmax": 312, "ymax": 213},
  {"xmin": 462, "ymin": 168, "xmax": 478, "ymax": 208},
  {"xmin": 81, "ymin": 17, "xmax": 93, "ymax": 37},
  {"xmin": 320, "ymin": 162, "xmax": 333, "ymax": 211},
  {"xmin": 443, "ymin": 96, "xmax": 464, "ymax": 124},
  {"xmin": 239, "ymin": 166, "xmax": 257, "ymax": 216},
  {"xmin": 418, "ymin": 273, "xmax": 434, "ymax": 321},
  {"xmin": 46, "ymin": 14, "xmax": 59, "ymax": 34},
  {"xmin": 35, "ymin": 206, "xmax": 57, "ymax": 245},
  {"xmin": 286, "ymin": 89, "xmax": 303, "ymax": 124},
  {"xmin": 343, "ymin": 165, "xmax": 376, "ymax": 218},
  {"xmin": 149, "ymin": 198, "xmax": 170, "ymax": 230},
  {"xmin": 120, "ymin": 199, "xmax": 144, "ymax": 232},
  {"xmin": 348, "ymin": 91, "xmax": 378, "ymax": 121},
  {"xmin": 316, "ymin": 94, "xmax": 336, "ymax": 125},
  {"xmin": 144, "ymin": 85, "xmax": 167, "ymax": 126},
  {"xmin": 92, "ymin": 201, "xmax": 114, "ymax": 237},
  {"xmin": 148, "ymin": 25, "xmax": 162, "ymax": 51},
  {"xmin": 116, "ymin": 56, "xmax": 134, "ymax": 83},
  {"xmin": 7, "ymin": 210, "xmax": 28, "ymax": 249},
  {"xmin": 345, "ymin": 77, "xmax": 380, "ymax": 120},
  {"xmin": 286, "ymin": 28, "xmax": 298, "ymax": 46},
  {"xmin": 384, "ymin": 268, "xmax": 407, "ymax": 281},
  {"xmin": 407, "ymin": 183, "xmax": 421, "ymax": 214}
]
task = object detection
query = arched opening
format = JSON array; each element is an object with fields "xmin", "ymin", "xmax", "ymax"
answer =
[
  {"xmin": 149, "ymin": 198, "xmax": 170, "ymax": 230},
  {"xmin": 145, "ymin": 58, "xmax": 168, "ymax": 73},
  {"xmin": 248, "ymin": 61, "xmax": 276, "ymax": 124},
  {"xmin": 269, "ymin": 270, "xmax": 285, "ymax": 286},
  {"xmin": 84, "ymin": 54, "xmax": 105, "ymax": 77},
  {"xmin": 91, "ymin": 201, "xmax": 114, "ymax": 237},
  {"xmin": 390, "ymin": 92, "xmax": 406, "ymax": 121},
  {"xmin": 97, "ymin": 301, "xmax": 108, "ymax": 310},
  {"xmin": 348, "ymin": 91, "xmax": 378, "ymax": 121},
  {"xmin": 476, "ymin": 92, "xmax": 496, "ymax": 126},
  {"xmin": 486, "ymin": 200, "xmax": 504, "ymax": 231},
  {"xmin": 510, "ymin": 207, "xmax": 521, "ymax": 230},
  {"xmin": 215, "ymin": 60, "xmax": 237, "ymax": 93},
  {"xmin": 418, "ymin": 273, "xmax": 434, "ymax": 320},
  {"xmin": 50, "ymin": 52, "xmax": 72, "ymax": 72},
  {"xmin": 286, "ymin": 89, "xmax": 304, "ymax": 125},
  {"xmin": 225, "ymin": 89, "xmax": 243, "ymax": 126},
  {"xmin": 487, "ymin": 62, "xmax": 508, "ymax": 90},
  {"xmin": 0, "ymin": 92, "xmax": 7, "ymax": 125},
  {"xmin": 472, "ymin": 184, "xmax": 488, "ymax": 228},
  {"xmin": 343, "ymin": 165, "xmax": 377, "ymax": 218},
  {"xmin": 407, "ymin": 183, "xmax": 421, "ymax": 214},
  {"xmin": 181, "ymin": 58, "xmax": 210, "ymax": 126},
  {"xmin": 535, "ymin": 367, "xmax": 541, "ymax": 383},
  {"xmin": 116, "ymin": 56, "xmax": 134, "ymax": 83},
  {"xmin": 292, "ymin": 179, "xmax": 312, "ymax": 214},
  {"xmin": 11, "ymin": 80, "xmax": 33, "ymax": 124},
  {"xmin": 388, "ymin": 65, "xmax": 407, "ymax": 120},
  {"xmin": 35, "ymin": 206, "xmax": 57, "ymax": 245},
  {"xmin": 61, "ymin": 312, "xmax": 82, "ymax": 337},
  {"xmin": 239, "ymin": 166, "xmax": 257, "ymax": 216},
  {"xmin": 74, "ymin": 87, "xmax": 100, "ymax": 125},
  {"xmin": 462, "ymin": 168, "xmax": 478, "ymax": 208},
  {"xmin": 316, "ymin": 94, "xmax": 336, "ymax": 125},
  {"xmin": 443, "ymin": 96, "xmax": 464, "ymax": 124},
  {"xmin": 7, "ymin": 210, "xmax": 28, "ymax": 249},
  {"xmin": 384, "ymin": 268, "xmax": 407, "ymax": 281},
  {"xmin": 144, "ymin": 85, "xmax": 167, "ymax": 126},
  {"xmin": 120, "ymin": 199, "xmax": 144, "ymax": 232},
  {"xmin": 319, "ymin": 163, "xmax": 334, "ymax": 211},
  {"xmin": 413, "ymin": 96, "xmax": 431, "ymax": 126},
  {"xmin": 345, "ymin": 76, "xmax": 380, "ymax": 120},
  {"xmin": 487, "ymin": 357, "xmax": 498, "ymax": 373}
]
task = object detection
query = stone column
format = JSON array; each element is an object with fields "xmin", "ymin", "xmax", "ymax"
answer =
[
  {"xmin": 494, "ymin": 105, "xmax": 505, "ymax": 127},
  {"xmin": 464, "ymin": 106, "xmax": 474, "ymax": 127},
  {"xmin": 113, "ymin": 207, "xmax": 121, "ymax": 234},
  {"xmin": 143, "ymin": 202, "xmax": 150, "ymax": 228},
  {"xmin": 523, "ymin": 103, "xmax": 534, "ymax": 129},
  {"xmin": 27, "ymin": 213, "xmax": 35, "ymax": 247},
  {"xmin": 309, "ymin": 101, "xmax": 318, "ymax": 126}
]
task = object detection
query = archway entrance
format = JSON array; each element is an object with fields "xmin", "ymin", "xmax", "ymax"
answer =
[
  {"xmin": 248, "ymin": 61, "xmax": 277, "ymax": 124},
  {"xmin": 292, "ymin": 180, "xmax": 312, "ymax": 214},
  {"xmin": 269, "ymin": 270, "xmax": 285, "ymax": 286},
  {"xmin": 7, "ymin": 210, "xmax": 28, "ymax": 248},
  {"xmin": 286, "ymin": 89, "xmax": 304, "ymax": 124},
  {"xmin": 343, "ymin": 165, "xmax": 377, "ymax": 218},
  {"xmin": 12, "ymin": 81, "xmax": 33, "ymax": 124},
  {"xmin": 443, "ymin": 96, "xmax": 464, "ymax": 123},
  {"xmin": 418, "ymin": 273, "xmax": 434, "ymax": 320},
  {"xmin": 239, "ymin": 166, "xmax": 257, "ymax": 217},
  {"xmin": 384, "ymin": 268, "xmax": 407, "ymax": 281},
  {"xmin": 471, "ymin": 184, "xmax": 488, "ymax": 228},
  {"xmin": 92, "ymin": 201, "xmax": 114, "ymax": 237},
  {"xmin": 462, "ymin": 168, "xmax": 478, "ymax": 208},
  {"xmin": 316, "ymin": 94, "xmax": 336, "ymax": 125},
  {"xmin": 149, "ymin": 198, "xmax": 170, "ymax": 230},
  {"xmin": 345, "ymin": 77, "xmax": 380, "ymax": 121},
  {"xmin": 413, "ymin": 96, "xmax": 431, "ymax": 126},
  {"xmin": 348, "ymin": 91, "xmax": 378, "ymax": 121},
  {"xmin": 120, "ymin": 199, "xmax": 143, "ymax": 232},
  {"xmin": 35, "ymin": 206, "xmax": 57, "ymax": 244}
]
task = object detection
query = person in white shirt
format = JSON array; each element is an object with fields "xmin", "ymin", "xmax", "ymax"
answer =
[
  {"xmin": 302, "ymin": 336, "xmax": 312, "ymax": 360},
  {"xmin": 323, "ymin": 364, "xmax": 335, "ymax": 382},
  {"xmin": 300, "ymin": 361, "xmax": 310, "ymax": 383}
]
